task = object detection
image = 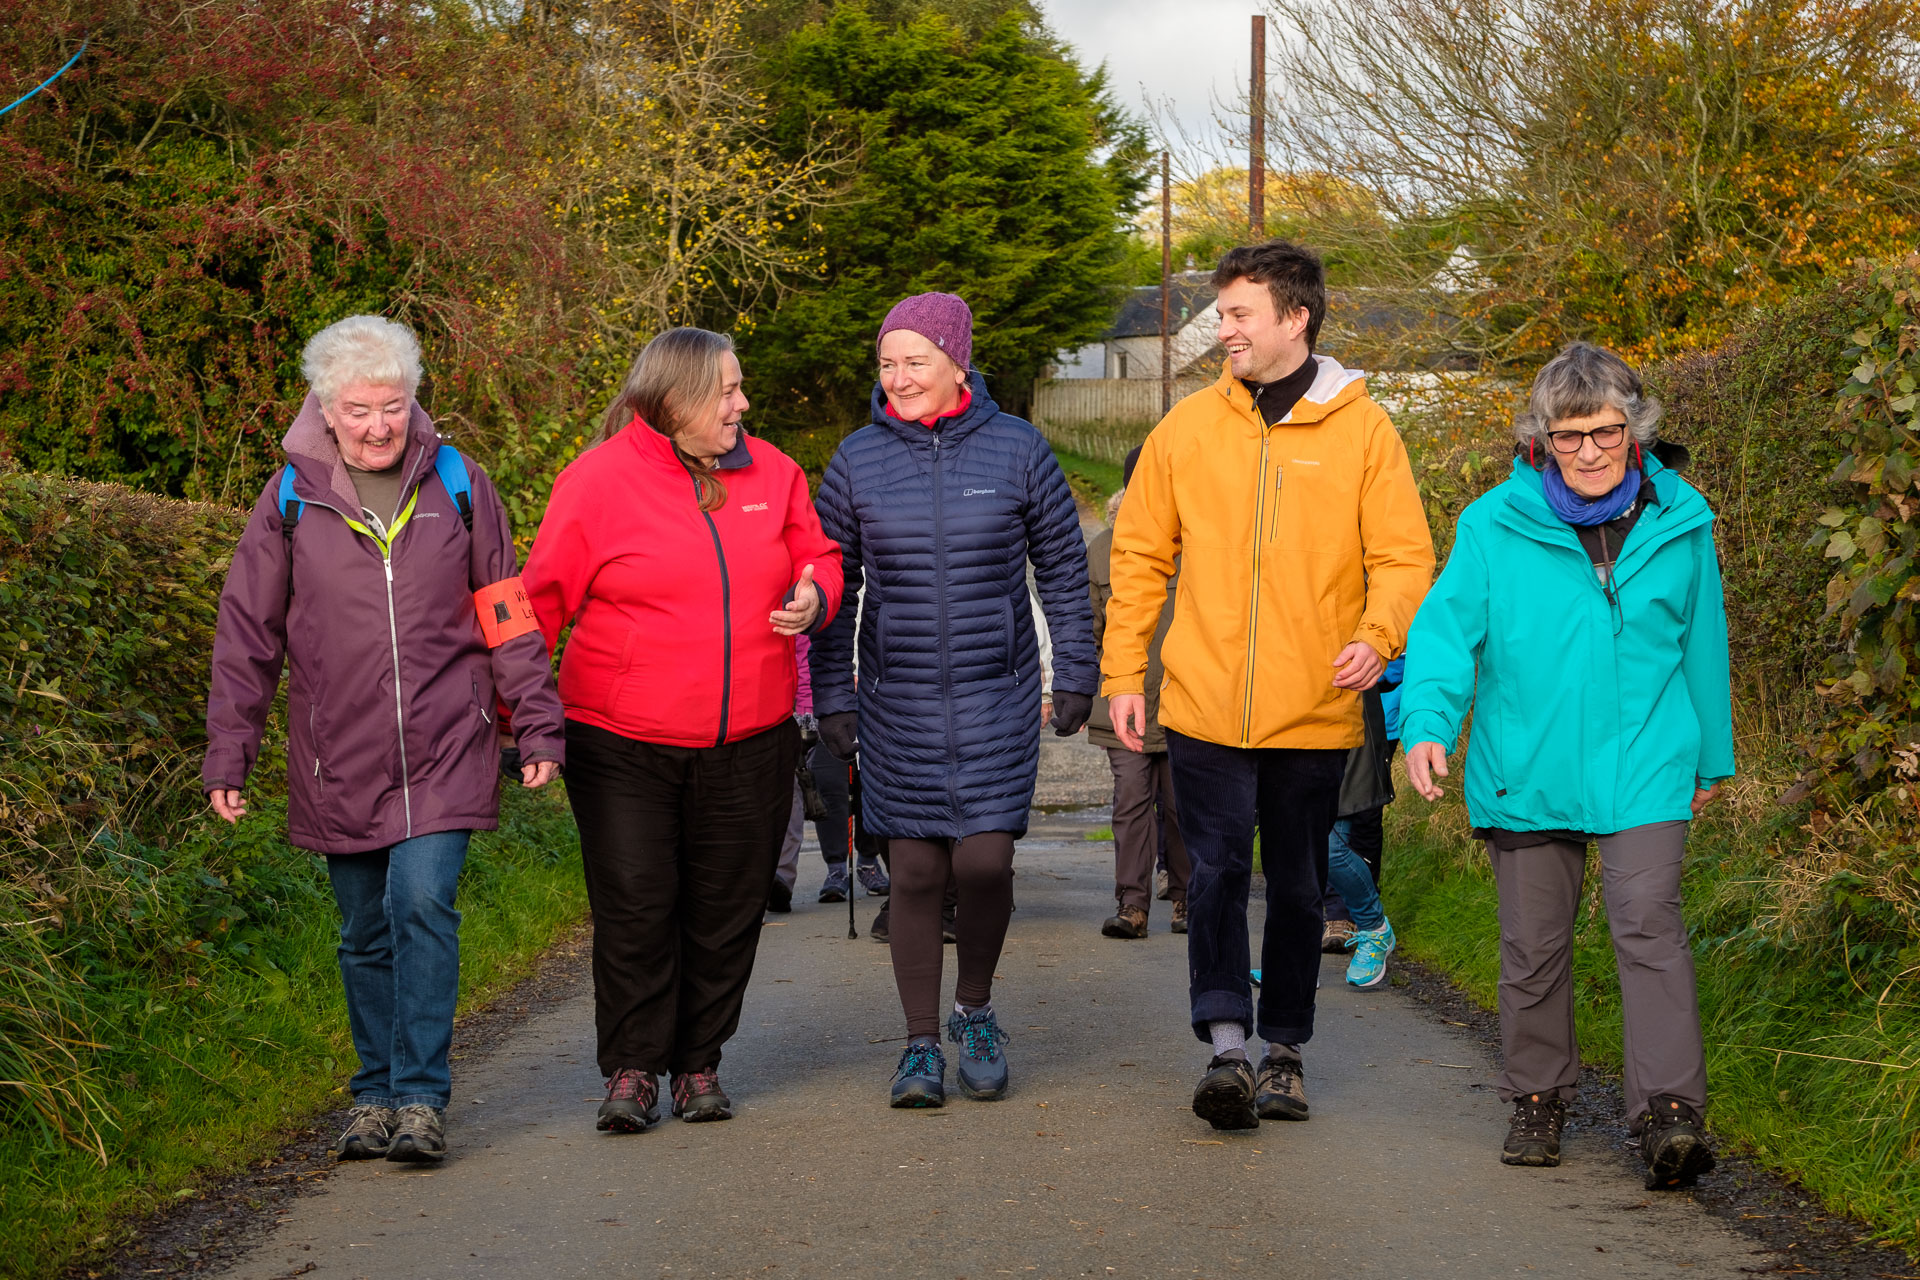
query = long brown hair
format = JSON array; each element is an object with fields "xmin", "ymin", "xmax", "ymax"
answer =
[{"xmin": 595, "ymin": 327, "xmax": 736, "ymax": 512}]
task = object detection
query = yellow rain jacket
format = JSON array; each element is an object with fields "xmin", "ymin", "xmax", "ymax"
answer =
[{"xmin": 1102, "ymin": 357, "xmax": 1435, "ymax": 750}]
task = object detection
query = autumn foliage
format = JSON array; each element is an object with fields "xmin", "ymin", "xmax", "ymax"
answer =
[{"xmin": 0, "ymin": 0, "xmax": 594, "ymax": 502}]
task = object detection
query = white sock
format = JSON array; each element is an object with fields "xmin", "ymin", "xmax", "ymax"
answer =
[
  {"xmin": 956, "ymin": 1001, "xmax": 990, "ymax": 1018},
  {"xmin": 1209, "ymin": 1021, "xmax": 1247, "ymax": 1060}
]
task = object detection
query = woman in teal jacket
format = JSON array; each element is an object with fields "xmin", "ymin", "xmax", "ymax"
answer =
[{"xmin": 1399, "ymin": 342, "xmax": 1733, "ymax": 1193}]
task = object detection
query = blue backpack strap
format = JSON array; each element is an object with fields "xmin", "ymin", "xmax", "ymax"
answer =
[
  {"xmin": 277, "ymin": 465, "xmax": 303, "ymax": 543},
  {"xmin": 433, "ymin": 444, "xmax": 473, "ymax": 532}
]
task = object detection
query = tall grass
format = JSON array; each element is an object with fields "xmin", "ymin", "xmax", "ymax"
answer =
[{"xmin": 0, "ymin": 785, "xmax": 586, "ymax": 1276}]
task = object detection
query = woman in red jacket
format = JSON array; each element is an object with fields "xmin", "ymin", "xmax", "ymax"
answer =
[{"xmin": 523, "ymin": 327, "xmax": 843, "ymax": 1133}]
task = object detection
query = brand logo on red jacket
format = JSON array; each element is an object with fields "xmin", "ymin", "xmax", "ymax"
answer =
[{"xmin": 740, "ymin": 502, "xmax": 769, "ymax": 512}]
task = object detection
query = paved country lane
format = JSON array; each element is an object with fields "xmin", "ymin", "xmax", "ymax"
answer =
[{"xmin": 215, "ymin": 801, "xmax": 1776, "ymax": 1279}]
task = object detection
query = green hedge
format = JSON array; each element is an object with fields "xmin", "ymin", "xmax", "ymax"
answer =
[{"xmin": 0, "ymin": 467, "xmax": 587, "ymax": 1275}]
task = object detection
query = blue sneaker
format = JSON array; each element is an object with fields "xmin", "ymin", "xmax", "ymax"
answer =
[
  {"xmin": 818, "ymin": 864, "xmax": 851, "ymax": 903},
  {"xmin": 1249, "ymin": 968, "xmax": 1262, "ymax": 986},
  {"xmin": 890, "ymin": 1040, "xmax": 946, "ymax": 1108},
  {"xmin": 856, "ymin": 859, "xmax": 890, "ymax": 896},
  {"xmin": 946, "ymin": 1007, "xmax": 1011, "ymax": 1100},
  {"xmin": 1346, "ymin": 920, "xmax": 1396, "ymax": 989}
]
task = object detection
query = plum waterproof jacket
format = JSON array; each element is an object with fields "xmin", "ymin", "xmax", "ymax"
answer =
[
  {"xmin": 522, "ymin": 422, "xmax": 843, "ymax": 748},
  {"xmin": 810, "ymin": 372, "xmax": 1097, "ymax": 840},
  {"xmin": 202, "ymin": 396, "xmax": 565, "ymax": 855},
  {"xmin": 1396, "ymin": 453, "xmax": 1736, "ymax": 833}
]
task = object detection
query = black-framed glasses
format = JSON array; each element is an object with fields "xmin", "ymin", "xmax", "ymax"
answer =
[{"xmin": 1547, "ymin": 422, "xmax": 1627, "ymax": 454}]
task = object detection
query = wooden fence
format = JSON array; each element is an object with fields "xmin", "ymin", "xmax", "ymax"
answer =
[{"xmin": 1029, "ymin": 377, "xmax": 1208, "ymax": 464}]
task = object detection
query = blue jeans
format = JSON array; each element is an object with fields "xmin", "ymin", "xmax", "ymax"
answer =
[
  {"xmin": 325, "ymin": 830, "xmax": 470, "ymax": 1109},
  {"xmin": 1167, "ymin": 730, "xmax": 1345, "ymax": 1047},
  {"xmin": 1327, "ymin": 819, "xmax": 1385, "ymax": 930}
]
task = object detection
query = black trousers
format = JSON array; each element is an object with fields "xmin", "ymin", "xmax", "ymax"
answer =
[
  {"xmin": 807, "ymin": 741, "xmax": 885, "ymax": 866},
  {"xmin": 565, "ymin": 717, "xmax": 801, "ymax": 1077},
  {"xmin": 1167, "ymin": 730, "xmax": 1345, "ymax": 1046}
]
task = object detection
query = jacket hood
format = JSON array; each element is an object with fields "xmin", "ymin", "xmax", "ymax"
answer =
[
  {"xmin": 1209, "ymin": 354, "xmax": 1369, "ymax": 433},
  {"xmin": 868, "ymin": 370, "xmax": 1002, "ymax": 445},
  {"xmin": 281, "ymin": 391, "xmax": 442, "ymax": 515}
]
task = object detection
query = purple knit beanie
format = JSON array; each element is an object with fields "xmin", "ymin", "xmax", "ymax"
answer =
[{"xmin": 876, "ymin": 292, "xmax": 973, "ymax": 372}]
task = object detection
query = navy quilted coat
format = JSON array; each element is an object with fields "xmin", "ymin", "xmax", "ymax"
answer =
[{"xmin": 811, "ymin": 374, "xmax": 1097, "ymax": 839}]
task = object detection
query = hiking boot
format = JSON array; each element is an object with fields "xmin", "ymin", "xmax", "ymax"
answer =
[
  {"xmin": 596, "ymin": 1067, "xmax": 658, "ymax": 1133},
  {"xmin": 857, "ymin": 859, "xmax": 891, "ymax": 896},
  {"xmin": 870, "ymin": 899, "xmax": 891, "ymax": 943},
  {"xmin": 946, "ymin": 1007, "xmax": 1011, "ymax": 1100},
  {"xmin": 818, "ymin": 863, "xmax": 851, "ymax": 903},
  {"xmin": 334, "ymin": 1103, "xmax": 394, "ymax": 1160},
  {"xmin": 890, "ymin": 1040, "xmax": 946, "ymax": 1108},
  {"xmin": 1102, "ymin": 904, "xmax": 1149, "ymax": 938},
  {"xmin": 1255, "ymin": 1054, "xmax": 1310, "ymax": 1121},
  {"xmin": 1345, "ymin": 920, "xmax": 1396, "ymax": 989},
  {"xmin": 385, "ymin": 1104, "xmax": 446, "ymax": 1162},
  {"xmin": 1191, "ymin": 1054, "xmax": 1259, "ymax": 1130},
  {"xmin": 1640, "ymin": 1096, "xmax": 1716, "ymax": 1190},
  {"xmin": 766, "ymin": 880, "xmax": 793, "ymax": 914},
  {"xmin": 1170, "ymin": 898, "xmax": 1189, "ymax": 934},
  {"xmin": 670, "ymin": 1069, "xmax": 733, "ymax": 1122},
  {"xmin": 1500, "ymin": 1092, "xmax": 1568, "ymax": 1167},
  {"xmin": 1321, "ymin": 918, "xmax": 1356, "ymax": 952},
  {"xmin": 1154, "ymin": 868, "xmax": 1171, "ymax": 901}
]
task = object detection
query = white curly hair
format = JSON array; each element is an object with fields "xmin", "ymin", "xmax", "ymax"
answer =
[{"xmin": 301, "ymin": 315, "xmax": 423, "ymax": 408}]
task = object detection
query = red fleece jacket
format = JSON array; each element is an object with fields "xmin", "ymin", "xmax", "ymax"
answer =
[{"xmin": 523, "ymin": 422, "xmax": 844, "ymax": 748}]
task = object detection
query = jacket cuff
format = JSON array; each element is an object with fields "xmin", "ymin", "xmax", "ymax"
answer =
[
  {"xmin": 1396, "ymin": 711, "xmax": 1456, "ymax": 753},
  {"xmin": 1100, "ymin": 674, "xmax": 1146, "ymax": 698}
]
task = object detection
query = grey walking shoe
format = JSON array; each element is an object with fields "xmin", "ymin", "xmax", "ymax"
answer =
[
  {"xmin": 1255, "ymin": 1054, "xmax": 1310, "ymax": 1121},
  {"xmin": 386, "ymin": 1104, "xmax": 446, "ymax": 1162},
  {"xmin": 946, "ymin": 1007, "xmax": 1011, "ymax": 1100},
  {"xmin": 890, "ymin": 1040, "xmax": 946, "ymax": 1108},
  {"xmin": 334, "ymin": 1103, "xmax": 395, "ymax": 1160}
]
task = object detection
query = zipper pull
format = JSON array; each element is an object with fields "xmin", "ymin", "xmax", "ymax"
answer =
[{"xmin": 384, "ymin": 558, "xmax": 394, "ymax": 582}]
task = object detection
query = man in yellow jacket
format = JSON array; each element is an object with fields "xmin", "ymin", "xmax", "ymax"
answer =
[{"xmin": 1105, "ymin": 241, "xmax": 1434, "ymax": 1131}]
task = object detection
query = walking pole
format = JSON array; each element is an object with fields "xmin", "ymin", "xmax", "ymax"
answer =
[{"xmin": 847, "ymin": 758, "xmax": 859, "ymax": 940}]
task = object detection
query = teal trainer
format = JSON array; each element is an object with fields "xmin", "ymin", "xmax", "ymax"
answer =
[
  {"xmin": 946, "ymin": 1007, "xmax": 1011, "ymax": 1100},
  {"xmin": 890, "ymin": 1040, "xmax": 946, "ymax": 1108},
  {"xmin": 1346, "ymin": 920, "xmax": 1396, "ymax": 989}
]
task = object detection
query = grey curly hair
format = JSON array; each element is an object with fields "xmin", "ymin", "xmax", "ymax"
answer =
[
  {"xmin": 1513, "ymin": 341, "xmax": 1662, "ymax": 450},
  {"xmin": 301, "ymin": 315, "xmax": 423, "ymax": 409}
]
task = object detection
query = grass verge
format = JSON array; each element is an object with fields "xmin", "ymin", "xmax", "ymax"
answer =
[
  {"xmin": 2, "ymin": 783, "xmax": 585, "ymax": 1278},
  {"xmin": 1382, "ymin": 757, "xmax": 1920, "ymax": 1254},
  {"xmin": 1052, "ymin": 448, "xmax": 1125, "ymax": 512}
]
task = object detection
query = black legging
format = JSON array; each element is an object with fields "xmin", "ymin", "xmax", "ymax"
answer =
[{"xmin": 889, "ymin": 833, "xmax": 1016, "ymax": 1040}]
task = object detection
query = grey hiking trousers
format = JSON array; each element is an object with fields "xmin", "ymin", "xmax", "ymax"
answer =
[{"xmin": 1487, "ymin": 820, "xmax": 1707, "ymax": 1131}]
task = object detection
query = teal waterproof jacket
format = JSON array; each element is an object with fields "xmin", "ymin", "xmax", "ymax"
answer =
[{"xmin": 1397, "ymin": 454, "xmax": 1735, "ymax": 834}]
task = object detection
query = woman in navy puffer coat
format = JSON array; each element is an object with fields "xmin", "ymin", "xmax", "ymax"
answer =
[{"xmin": 812, "ymin": 292, "xmax": 1096, "ymax": 1109}]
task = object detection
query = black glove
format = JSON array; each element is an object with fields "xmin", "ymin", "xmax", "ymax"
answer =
[
  {"xmin": 819, "ymin": 711, "xmax": 860, "ymax": 762},
  {"xmin": 1049, "ymin": 690, "xmax": 1093, "ymax": 737},
  {"xmin": 498, "ymin": 745, "xmax": 523, "ymax": 780}
]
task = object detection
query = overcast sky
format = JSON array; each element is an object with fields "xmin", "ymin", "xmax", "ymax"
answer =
[{"xmin": 1036, "ymin": 0, "xmax": 1261, "ymax": 159}]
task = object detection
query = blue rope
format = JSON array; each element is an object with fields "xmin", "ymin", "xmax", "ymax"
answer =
[{"xmin": 0, "ymin": 39, "xmax": 89, "ymax": 120}]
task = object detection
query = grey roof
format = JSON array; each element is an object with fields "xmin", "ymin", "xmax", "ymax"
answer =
[{"xmin": 1103, "ymin": 274, "xmax": 1215, "ymax": 340}]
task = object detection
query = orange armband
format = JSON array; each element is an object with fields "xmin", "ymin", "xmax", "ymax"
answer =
[{"xmin": 474, "ymin": 576, "xmax": 539, "ymax": 648}]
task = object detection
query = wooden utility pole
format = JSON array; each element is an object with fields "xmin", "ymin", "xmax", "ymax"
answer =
[
  {"xmin": 1249, "ymin": 14, "xmax": 1266, "ymax": 239},
  {"xmin": 1161, "ymin": 150, "xmax": 1172, "ymax": 415}
]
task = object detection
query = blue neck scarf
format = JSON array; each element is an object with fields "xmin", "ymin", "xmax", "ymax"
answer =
[{"xmin": 1541, "ymin": 463, "xmax": 1641, "ymax": 526}]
